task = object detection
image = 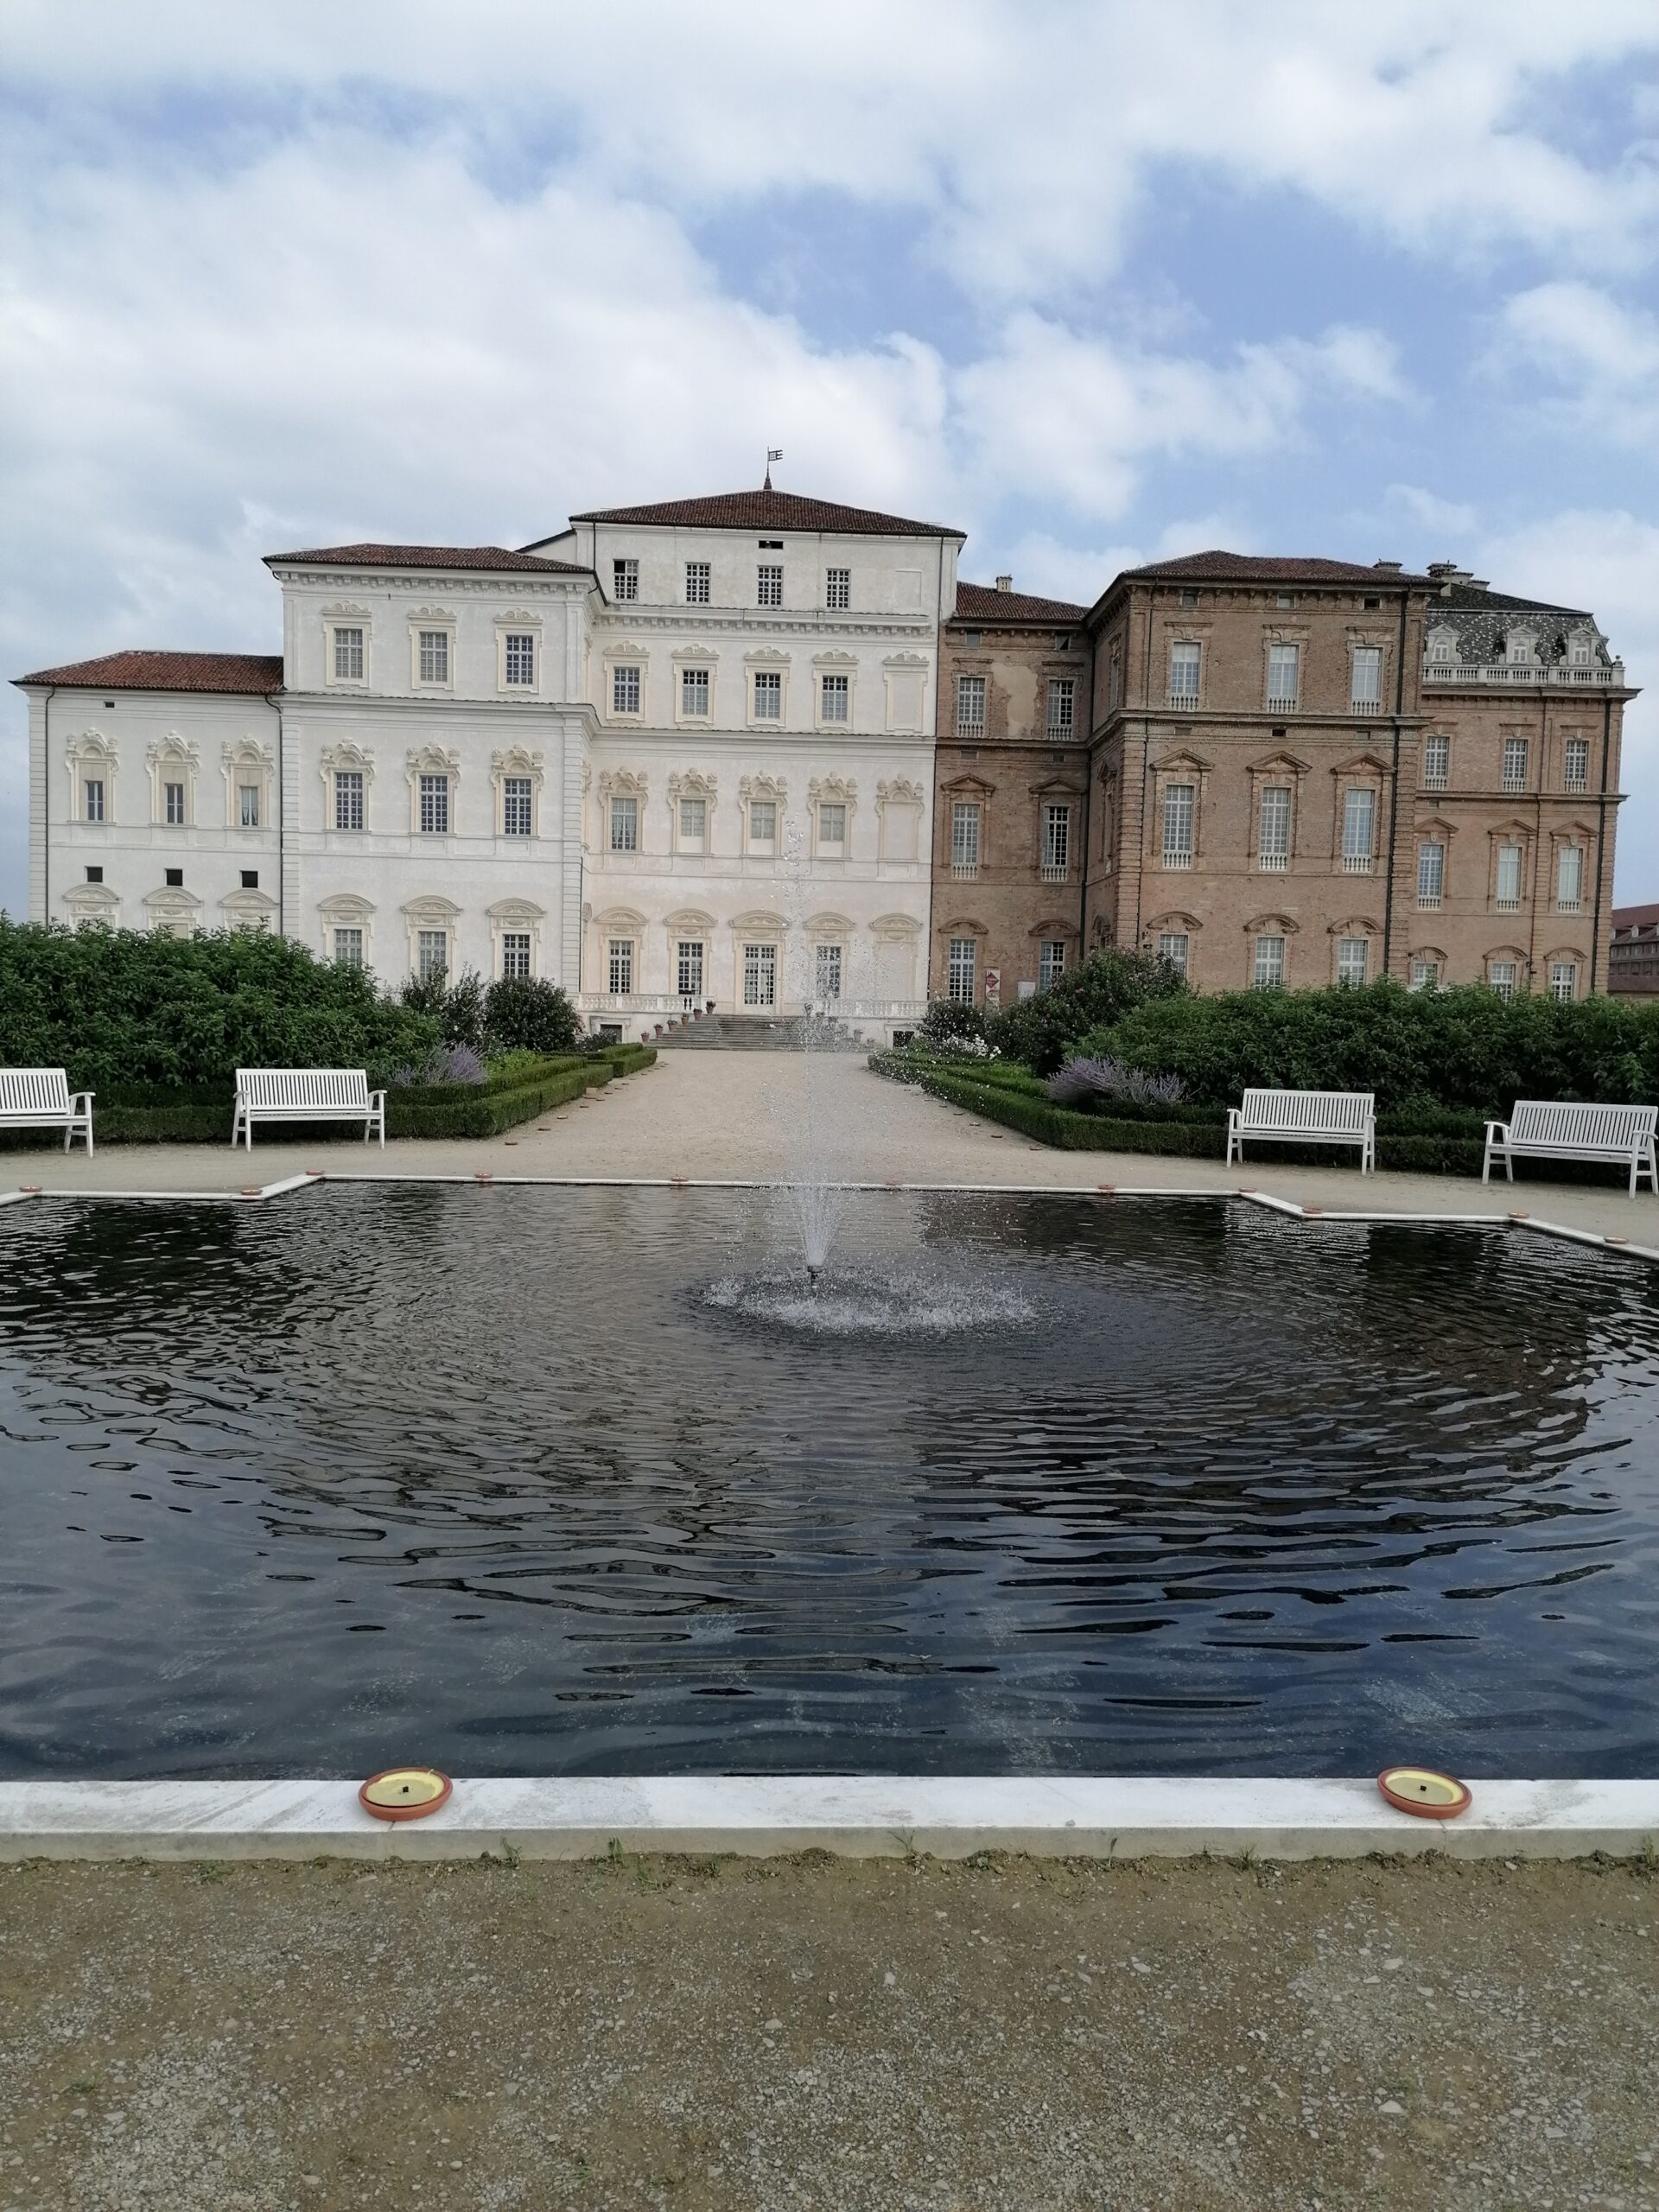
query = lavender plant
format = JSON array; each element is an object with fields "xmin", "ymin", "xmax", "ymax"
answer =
[{"xmin": 1046, "ymin": 1054, "xmax": 1185, "ymax": 1108}]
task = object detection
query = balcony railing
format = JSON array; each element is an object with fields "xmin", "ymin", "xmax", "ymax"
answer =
[
  {"xmin": 950, "ymin": 859, "xmax": 979, "ymax": 880},
  {"xmin": 1497, "ymin": 895, "xmax": 1522, "ymax": 912},
  {"xmin": 1258, "ymin": 849, "xmax": 1289, "ymax": 872},
  {"xmin": 1558, "ymin": 897, "xmax": 1582, "ymax": 914},
  {"xmin": 1351, "ymin": 698, "xmax": 1380, "ymax": 715},
  {"xmin": 1265, "ymin": 694, "xmax": 1299, "ymax": 713},
  {"xmin": 1040, "ymin": 861, "xmax": 1068, "ymax": 881},
  {"xmin": 956, "ymin": 719, "xmax": 985, "ymax": 739},
  {"xmin": 1162, "ymin": 849, "xmax": 1193, "ymax": 869},
  {"xmin": 1424, "ymin": 659, "xmax": 1625, "ymax": 688},
  {"xmin": 1417, "ymin": 892, "xmax": 1442, "ymax": 911},
  {"xmin": 1341, "ymin": 852, "xmax": 1374, "ymax": 873}
]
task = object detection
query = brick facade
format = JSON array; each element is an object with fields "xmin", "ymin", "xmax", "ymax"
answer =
[
  {"xmin": 1069, "ymin": 554, "xmax": 1629, "ymax": 1000},
  {"xmin": 929, "ymin": 582, "xmax": 1092, "ymax": 1004}
]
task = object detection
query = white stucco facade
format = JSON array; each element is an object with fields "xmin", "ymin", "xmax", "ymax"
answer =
[{"xmin": 19, "ymin": 490, "xmax": 963, "ymax": 1039}]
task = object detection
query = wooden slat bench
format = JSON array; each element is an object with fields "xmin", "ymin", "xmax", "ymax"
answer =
[
  {"xmin": 1484, "ymin": 1100, "xmax": 1658, "ymax": 1197},
  {"xmin": 0, "ymin": 1068, "xmax": 94, "ymax": 1155},
  {"xmin": 232, "ymin": 1068, "xmax": 386, "ymax": 1150},
  {"xmin": 1226, "ymin": 1087, "xmax": 1376, "ymax": 1173}
]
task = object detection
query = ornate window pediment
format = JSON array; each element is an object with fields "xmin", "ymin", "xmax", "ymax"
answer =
[
  {"xmin": 738, "ymin": 773, "xmax": 786, "ymax": 804},
  {"xmin": 61, "ymin": 880, "xmax": 120, "ymax": 925},
  {"xmin": 664, "ymin": 906, "xmax": 715, "ymax": 932},
  {"xmin": 876, "ymin": 778, "xmax": 924, "ymax": 806},
  {"xmin": 870, "ymin": 912, "xmax": 922, "ymax": 941},
  {"xmin": 1332, "ymin": 750, "xmax": 1391, "ymax": 779},
  {"xmin": 805, "ymin": 910, "xmax": 855, "ymax": 935},
  {"xmin": 808, "ymin": 775, "xmax": 857, "ymax": 805},
  {"xmin": 403, "ymin": 894, "xmax": 461, "ymax": 923},
  {"xmin": 598, "ymin": 766, "xmax": 648, "ymax": 798},
  {"xmin": 941, "ymin": 772, "xmax": 995, "ymax": 798},
  {"xmin": 406, "ymin": 744, "xmax": 461, "ymax": 783},
  {"xmin": 493, "ymin": 746, "xmax": 544, "ymax": 785},
  {"xmin": 667, "ymin": 769, "xmax": 716, "ymax": 800},
  {"xmin": 731, "ymin": 908, "xmax": 787, "ymax": 933},
  {"xmin": 1328, "ymin": 915, "xmax": 1382, "ymax": 938},
  {"xmin": 319, "ymin": 893, "xmax": 376, "ymax": 919},
  {"xmin": 1154, "ymin": 747, "xmax": 1211, "ymax": 776},
  {"xmin": 1244, "ymin": 912, "xmax": 1300, "ymax": 937},
  {"xmin": 812, "ymin": 648, "xmax": 859, "ymax": 669},
  {"xmin": 1147, "ymin": 909, "xmax": 1202, "ymax": 934},
  {"xmin": 1027, "ymin": 916, "xmax": 1078, "ymax": 940},
  {"xmin": 486, "ymin": 897, "xmax": 545, "ymax": 924}
]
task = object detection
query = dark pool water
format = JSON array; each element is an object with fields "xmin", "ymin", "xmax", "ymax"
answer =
[{"xmin": 2, "ymin": 1187, "xmax": 1656, "ymax": 1779}]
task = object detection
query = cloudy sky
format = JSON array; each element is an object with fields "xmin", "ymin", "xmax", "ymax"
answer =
[{"xmin": 3, "ymin": 0, "xmax": 1658, "ymax": 909}]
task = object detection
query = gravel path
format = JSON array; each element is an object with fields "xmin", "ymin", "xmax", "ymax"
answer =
[{"xmin": 3, "ymin": 1853, "xmax": 1656, "ymax": 2210}]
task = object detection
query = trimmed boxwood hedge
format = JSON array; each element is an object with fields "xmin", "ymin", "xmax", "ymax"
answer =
[{"xmin": 870, "ymin": 1052, "xmax": 1491, "ymax": 1174}]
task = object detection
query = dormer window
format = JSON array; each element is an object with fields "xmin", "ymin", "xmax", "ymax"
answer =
[
  {"xmin": 613, "ymin": 558, "xmax": 639, "ymax": 603},
  {"xmin": 1570, "ymin": 634, "xmax": 1592, "ymax": 666},
  {"xmin": 1505, "ymin": 631, "xmax": 1534, "ymax": 664}
]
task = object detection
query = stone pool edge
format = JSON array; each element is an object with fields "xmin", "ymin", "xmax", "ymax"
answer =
[
  {"xmin": 1, "ymin": 1777, "xmax": 1654, "ymax": 1862},
  {"xmin": 4, "ymin": 1173, "xmax": 1659, "ymax": 1268}
]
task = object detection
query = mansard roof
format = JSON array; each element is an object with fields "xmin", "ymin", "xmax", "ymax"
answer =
[
  {"xmin": 1122, "ymin": 550, "xmax": 1433, "ymax": 585},
  {"xmin": 264, "ymin": 543, "xmax": 590, "ymax": 573},
  {"xmin": 564, "ymin": 488, "xmax": 965, "ymax": 538},
  {"xmin": 14, "ymin": 649, "xmax": 284, "ymax": 694},
  {"xmin": 1426, "ymin": 578, "xmax": 1605, "ymax": 664},
  {"xmin": 953, "ymin": 582, "xmax": 1087, "ymax": 624}
]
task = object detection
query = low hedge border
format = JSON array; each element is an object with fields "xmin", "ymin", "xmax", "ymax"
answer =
[
  {"xmin": 0, "ymin": 1046, "xmax": 658, "ymax": 1148},
  {"xmin": 870, "ymin": 1052, "xmax": 1491, "ymax": 1174}
]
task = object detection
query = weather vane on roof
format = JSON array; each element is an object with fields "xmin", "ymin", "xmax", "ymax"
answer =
[{"xmin": 764, "ymin": 447, "xmax": 782, "ymax": 491}]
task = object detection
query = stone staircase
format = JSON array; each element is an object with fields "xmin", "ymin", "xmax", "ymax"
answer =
[{"xmin": 654, "ymin": 1010, "xmax": 869, "ymax": 1052}]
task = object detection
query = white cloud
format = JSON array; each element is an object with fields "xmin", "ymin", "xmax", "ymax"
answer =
[
  {"xmin": 1476, "ymin": 509, "xmax": 1659, "ymax": 902},
  {"xmin": 955, "ymin": 317, "xmax": 1402, "ymax": 515},
  {"xmin": 1384, "ymin": 484, "xmax": 1479, "ymax": 537},
  {"xmin": 1492, "ymin": 283, "xmax": 1659, "ymax": 445},
  {"xmin": 2, "ymin": 0, "xmax": 1656, "ymax": 300}
]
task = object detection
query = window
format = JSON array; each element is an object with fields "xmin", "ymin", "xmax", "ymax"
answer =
[
  {"xmin": 612, "ymin": 664, "xmax": 640, "ymax": 715},
  {"xmin": 815, "ymin": 943, "xmax": 842, "ymax": 1001},
  {"xmin": 500, "ymin": 932, "xmax": 531, "ymax": 981},
  {"xmin": 417, "ymin": 930, "xmax": 448, "ymax": 982},
  {"xmin": 334, "ymin": 927, "xmax": 364, "ymax": 969},
  {"xmin": 84, "ymin": 779, "xmax": 105, "ymax": 823},
  {"xmin": 820, "ymin": 672, "xmax": 849, "ymax": 722},
  {"xmin": 1351, "ymin": 645, "xmax": 1382, "ymax": 714},
  {"xmin": 678, "ymin": 797, "xmax": 707, "ymax": 845},
  {"xmin": 947, "ymin": 936, "xmax": 977, "ymax": 1003},
  {"xmin": 1179, "ymin": 588, "xmax": 1199, "ymax": 608},
  {"xmin": 1564, "ymin": 737, "xmax": 1589, "ymax": 793},
  {"xmin": 677, "ymin": 940, "xmax": 704, "ymax": 999},
  {"xmin": 1549, "ymin": 960, "xmax": 1578, "ymax": 1002},
  {"xmin": 1422, "ymin": 734, "xmax": 1449, "ymax": 789},
  {"xmin": 164, "ymin": 781, "xmax": 186, "ymax": 825},
  {"xmin": 819, "ymin": 802, "xmax": 847, "ymax": 849},
  {"xmin": 1041, "ymin": 803, "xmax": 1071, "ymax": 880},
  {"xmin": 1363, "ymin": 595, "xmax": 1381, "ymax": 611},
  {"xmin": 757, "ymin": 563, "xmax": 783, "ymax": 607},
  {"xmin": 1410, "ymin": 957, "xmax": 1441, "ymax": 991},
  {"xmin": 504, "ymin": 632, "xmax": 536, "ymax": 687},
  {"xmin": 1257, "ymin": 785, "xmax": 1291, "ymax": 871},
  {"xmin": 609, "ymin": 795, "xmax": 639, "ymax": 852},
  {"xmin": 1428, "ymin": 633, "xmax": 1453, "ymax": 661},
  {"xmin": 1047, "ymin": 677, "xmax": 1075, "ymax": 736},
  {"xmin": 1557, "ymin": 846, "xmax": 1584, "ymax": 912},
  {"xmin": 503, "ymin": 777, "xmax": 533, "ymax": 837},
  {"xmin": 1161, "ymin": 782, "xmax": 1195, "ymax": 868},
  {"xmin": 607, "ymin": 938, "xmax": 634, "ymax": 994},
  {"xmin": 164, "ymin": 868, "xmax": 183, "ymax": 888},
  {"xmin": 1496, "ymin": 843, "xmax": 1522, "ymax": 911},
  {"xmin": 1275, "ymin": 592, "xmax": 1294, "ymax": 609},
  {"xmin": 752, "ymin": 670, "xmax": 782, "ymax": 720},
  {"xmin": 418, "ymin": 774, "xmax": 450, "ymax": 836},
  {"xmin": 1570, "ymin": 635, "xmax": 1592, "ymax": 666},
  {"xmin": 1502, "ymin": 736, "xmax": 1529, "ymax": 791},
  {"xmin": 1039, "ymin": 940, "xmax": 1067, "ymax": 991},
  {"xmin": 742, "ymin": 942, "xmax": 778, "ymax": 1007},
  {"xmin": 1168, "ymin": 640, "xmax": 1200, "ymax": 705},
  {"xmin": 1267, "ymin": 642, "xmax": 1300, "ymax": 710},
  {"xmin": 1337, "ymin": 937, "xmax": 1369, "ymax": 987},
  {"xmin": 238, "ymin": 785, "xmax": 260, "ymax": 830},
  {"xmin": 417, "ymin": 630, "xmax": 449, "ymax": 683},
  {"xmin": 1053, "ymin": 632, "xmax": 1071, "ymax": 652},
  {"xmin": 684, "ymin": 561, "xmax": 709, "ymax": 604},
  {"xmin": 1489, "ymin": 959, "xmax": 1518, "ymax": 999},
  {"xmin": 613, "ymin": 558, "xmax": 639, "ymax": 602},
  {"xmin": 334, "ymin": 771, "xmax": 365, "ymax": 831},
  {"xmin": 1417, "ymin": 841, "xmax": 1445, "ymax": 908},
  {"xmin": 825, "ymin": 567, "xmax": 849, "ymax": 611},
  {"xmin": 950, "ymin": 800, "xmax": 981, "ymax": 877},
  {"xmin": 85, "ymin": 866, "xmax": 103, "ymax": 883},
  {"xmin": 680, "ymin": 665, "xmax": 709, "ymax": 717},
  {"xmin": 749, "ymin": 799, "xmax": 777, "ymax": 845},
  {"xmin": 239, "ymin": 870, "xmax": 258, "ymax": 890},
  {"xmin": 1157, "ymin": 931, "xmax": 1189, "ymax": 976},
  {"xmin": 957, "ymin": 673, "xmax": 986, "ymax": 734},
  {"xmin": 1342, "ymin": 787, "xmax": 1376, "ymax": 872},
  {"xmin": 1252, "ymin": 934, "xmax": 1286, "ymax": 988},
  {"xmin": 333, "ymin": 626, "xmax": 364, "ymax": 681}
]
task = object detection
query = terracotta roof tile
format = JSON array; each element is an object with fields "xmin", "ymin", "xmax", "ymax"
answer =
[
  {"xmin": 14, "ymin": 650, "xmax": 284, "ymax": 694},
  {"xmin": 953, "ymin": 582, "xmax": 1086, "ymax": 624},
  {"xmin": 1123, "ymin": 550, "xmax": 1431, "ymax": 586},
  {"xmin": 264, "ymin": 543, "xmax": 590, "ymax": 573},
  {"xmin": 565, "ymin": 488, "xmax": 964, "ymax": 537},
  {"xmin": 1611, "ymin": 904, "xmax": 1659, "ymax": 936}
]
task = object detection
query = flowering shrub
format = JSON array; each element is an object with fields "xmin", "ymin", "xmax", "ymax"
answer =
[
  {"xmin": 935, "ymin": 1033, "xmax": 1001, "ymax": 1060},
  {"xmin": 1046, "ymin": 1054, "xmax": 1185, "ymax": 1107},
  {"xmin": 391, "ymin": 1042, "xmax": 488, "ymax": 1088}
]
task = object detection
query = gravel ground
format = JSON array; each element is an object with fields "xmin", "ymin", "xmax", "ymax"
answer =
[{"xmin": 2, "ymin": 1853, "xmax": 1656, "ymax": 2210}]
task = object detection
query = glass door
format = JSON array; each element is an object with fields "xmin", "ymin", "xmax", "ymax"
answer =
[
  {"xmin": 677, "ymin": 939, "xmax": 704, "ymax": 1002},
  {"xmin": 742, "ymin": 942, "xmax": 777, "ymax": 1007}
]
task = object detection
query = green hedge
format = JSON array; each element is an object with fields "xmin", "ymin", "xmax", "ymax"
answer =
[
  {"xmin": 870, "ymin": 1052, "xmax": 1491, "ymax": 1174},
  {"xmin": 387, "ymin": 1063, "xmax": 595, "ymax": 1140}
]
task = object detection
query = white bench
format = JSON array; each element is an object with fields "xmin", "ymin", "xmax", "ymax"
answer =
[
  {"xmin": 232, "ymin": 1068, "xmax": 385, "ymax": 1150},
  {"xmin": 0, "ymin": 1068, "xmax": 94, "ymax": 1154},
  {"xmin": 1227, "ymin": 1087, "xmax": 1376, "ymax": 1173},
  {"xmin": 1484, "ymin": 1100, "xmax": 1658, "ymax": 1197}
]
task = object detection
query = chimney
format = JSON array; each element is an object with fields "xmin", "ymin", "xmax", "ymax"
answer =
[
  {"xmin": 1372, "ymin": 559, "xmax": 1402, "ymax": 573},
  {"xmin": 995, "ymin": 574, "xmax": 1013, "ymax": 593}
]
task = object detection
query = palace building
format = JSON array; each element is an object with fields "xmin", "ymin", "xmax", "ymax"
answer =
[{"xmin": 15, "ymin": 490, "xmax": 1634, "ymax": 1031}]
